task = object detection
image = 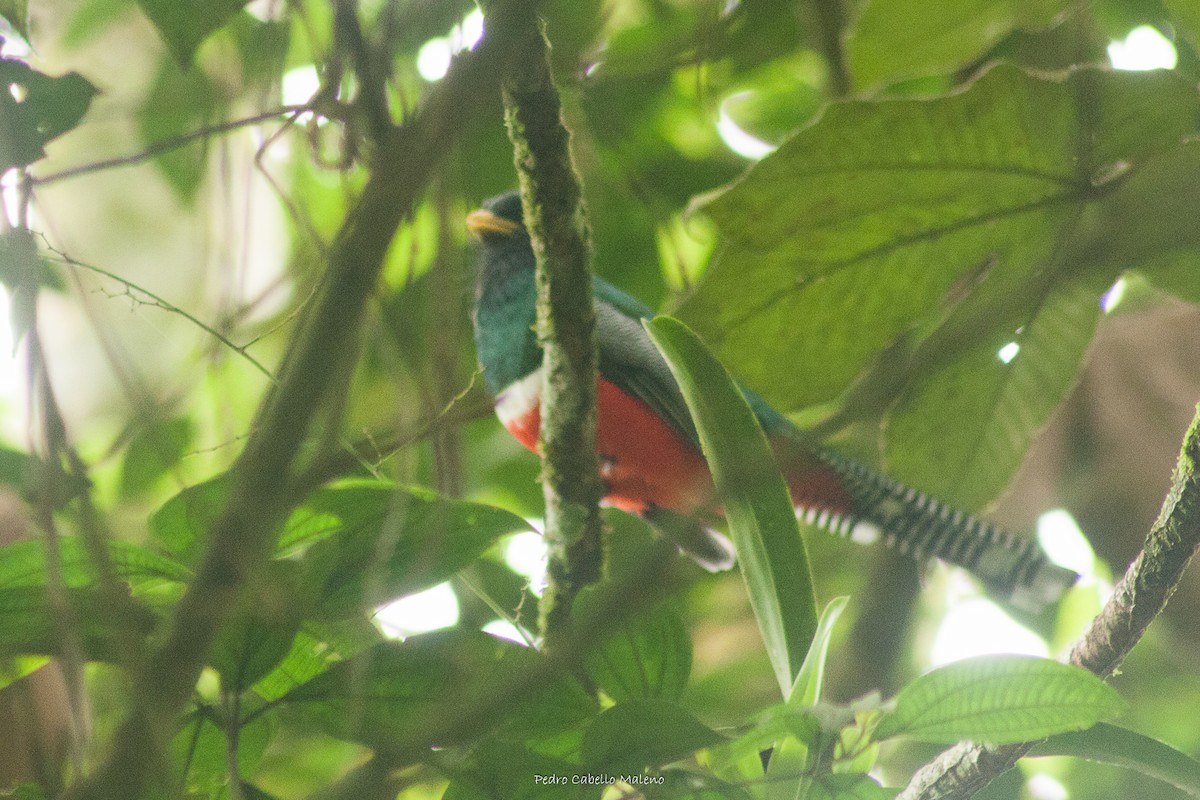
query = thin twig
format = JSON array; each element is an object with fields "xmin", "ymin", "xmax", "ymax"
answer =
[
  {"xmin": 31, "ymin": 106, "xmax": 309, "ymax": 186},
  {"xmin": 498, "ymin": 6, "xmax": 605, "ymax": 648},
  {"xmin": 43, "ymin": 241, "xmax": 275, "ymax": 381}
]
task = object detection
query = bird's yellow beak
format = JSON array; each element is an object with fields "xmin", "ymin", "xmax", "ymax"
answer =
[{"xmin": 466, "ymin": 208, "xmax": 521, "ymax": 237}]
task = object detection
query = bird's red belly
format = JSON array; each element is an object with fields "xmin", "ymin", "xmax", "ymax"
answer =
[
  {"xmin": 496, "ymin": 373, "xmax": 851, "ymax": 518},
  {"xmin": 498, "ymin": 376, "xmax": 714, "ymax": 515}
]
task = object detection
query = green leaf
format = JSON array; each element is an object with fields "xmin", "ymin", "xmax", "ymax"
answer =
[
  {"xmin": 683, "ymin": 66, "xmax": 1200, "ymax": 504},
  {"xmin": 0, "ymin": 655, "xmax": 50, "ymax": 692},
  {"xmin": 173, "ymin": 708, "xmax": 275, "ymax": 795},
  {"xmin": 885, "ymin": 274, "xmax": 1103, "ymax": 509},
  {"xmin": 249, "ymin": 625, "xmax": 361, "ymax": 703},
  {"xmin": 0, "ymin": 229, "xmax": 66, "ymax": 296},
  {"xmin": 0, "ymin": 442, "xmax": 85, "ymax": 507},
  {"xmin": 0, "ymin": 58, "xmax": 97, "ymax": 170},
  {"xmin": 444, "ymin": 738, "xmax": 592, "ymax": 800},
  {"xmin": 153, "ymin": 479, "xmax": 529, "ymax": 607},
  {"xmin": 709, "ymin": 704, "xmax": 821, "ymax": 780},
  {"xmin": 208, "ymin": 561, "xmax": 305, "ymax": 690},
  {"xmin": 135, "ymin": 0, "xmax": 249, "ymax": 67},
  {"xmin": 386, "ymin": 0, "xmax": 477, "ymax": 57},
  {"xmin": 1029, "ymin": 722, "xmax": 1200, "ymax": 798},
  {"xmin": 645, "ymin": 316, "xmax": 817, "ymax": 697},
  {"xmin": 581, "ymin": 700, "xmax": 725, "ymax": 774},
  {"xmin": 150, "ymin": 476, "xmax": 227, "ymax": 562},
  {"xmin": 875, "ymin": 655, "xmax": 1127, "ymax": 744},
  {"xmin": 0, "ymin": 585, "xmax": 158, "ymax": 660},
  {"xmin": 687, "ymin": 66, "xmax": 1200, "ymax": 409},
  {"xmin": 120, "ymin": 416, "xmax": 193, "ymax": 498},
  {"xmin": 582, "ymin": 597, "xmax": 691, "ymax": 704},
  {"xmin": 1098, "ymin": 143, "xmax": 1200, "ymax": 306},
  {"xmin": 138, "ymin": 55, "xmax": 224, "ymax": 199},
  {"xmin": 293, "ymin": 483, "xmax": 531, "ymax": 617},
  {"xmin": 227, "ymin": 12, "xmax": 290, "ymax": 88},
  {"xmin": 0, "ymin": 537, "xmax": 183, "ymax": 659},
  {"xmin": 808, "ymin": 774, "xmax": 898, "ymax": 800},
  {"xmin": 765, "ymin": 597, "xmax": 850, "ymax": 798},
  {"xmin": 845, "ymin": 0, "xmax": 1065, "ymax": 91},
  {"xmin": 3, "ymin": 783, "xmax": 48, "ymax": 800},
  {"xmin": 788, "ymin": 596, "xmax": 849, "ymax": 707},
  {"xmin": 648, "ymin": 771, "xmax": 758, "ymax": 800},
  {"xmin": 280, "ymin": 630, "xmax": 595, "ymax": 751},
  {"xmin": 1166, "ymin": 0, "xmax": 1200, "ymax": 51},
  {"xmin": 0, "ymin": 536, "xmax": 190, "ymax": 591},
  {"xmin": 0, "ymin": 0, "xmax": 28, "ymax": 39}
]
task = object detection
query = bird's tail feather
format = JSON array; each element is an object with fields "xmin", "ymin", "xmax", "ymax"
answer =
[{"xmin": 804, "ymin": 452, "xmax": 1079, "ymax": 610}]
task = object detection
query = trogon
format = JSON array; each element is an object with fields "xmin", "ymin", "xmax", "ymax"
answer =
[{"xmin": 467, "ymin": 190, "xmax": 1078, "ymax": 609}]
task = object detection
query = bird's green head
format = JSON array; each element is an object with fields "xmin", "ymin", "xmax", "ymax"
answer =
[
  {"xmin": 467, "ymin": 191, "xmax": 540, "ymax": 393},
  {"xmin": 466, "ymin": 190, "xmax": 525, "ymax": 245}
]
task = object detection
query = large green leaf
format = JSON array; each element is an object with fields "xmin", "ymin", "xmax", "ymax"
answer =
[
  {"xmin": 0, "ymin": 537, "xmax": 190, "ymax": 591},
  {"xmin": 874, "ymin": 655, "xmax": 1126, "ymax": 743},
  {"xmin": 582, "ymin": 598, "xmax": 692, "ymax": 704},
  {"xmin": 845, "ymin": 0, "xmax": 1065, "ymax": 90},
  {"xmin": 0, "ymin": 585, "xmax": 159, "ymax": 660},
  {"xmin": 0, "ymin": 537, "xmax": 184, "ymax": 659},
  {"xmin": 807, "ymin": 774, "xmax": 898, "ymax": 800},
  {"xmin": 645, "ymin": 316, "xmax": 817, "ymax": 698},
  {"xmin": 250, "ymin": 618, "xmax": 383, "ymax": 703},
  {"xmin": 135, "ymin": 0, "xmax": 249, "ymax": 67},
  {"xmin": 292, "ymin": 482, "xmax": 531, "ymax": 616},
  {"xmin": 684, "ymin": 66, "xmax": 1200, "ymax": 505},
  {"xmin": 153, "ymin": 479, "xmax": 530, "ymax": 613},
  {"xmin": 580, "ymin": 700, "xmax": 725, "ymax": 774},
  {"xmin": 442, "ymin": 738, "xmax": 592, "ymax": 800},
  {"xmin": 150, "ymin": 475, "xmax": 227, "ymax": 562},
  {"xmin": 885, "ymin": 274, "xmax": 1103, "ymax": 508},
  {"xmin": 578, "ymin": 513, "xmax": 692, "ymax": 703},
  {"xmin": 1030, "ymin": 722, "xmax": 1200, "ymax": 798},
  {"xmin": 0, "ymin": 443, "xmax": 86, "ymax": 507},
  {"xmin": 280, "ymin": 630, "xmax": 595, "ymax": 752}
]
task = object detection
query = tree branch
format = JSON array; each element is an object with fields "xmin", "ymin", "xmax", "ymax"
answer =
[
  {"xmin": 496, "ymin": 12, "xmax": 605, "ymax": 646},
  {"xmin": 900, "ymin": 404, "xmax": 1200, "ymax": 800},
  {"xmin": 61, "ymin": 4, "xmax": 533, "ymax": 797}
]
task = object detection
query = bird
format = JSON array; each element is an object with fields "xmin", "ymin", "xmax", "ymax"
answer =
[{"xmin": 466, "ymin": 190, "xmax": 1078, "ymax": 609}]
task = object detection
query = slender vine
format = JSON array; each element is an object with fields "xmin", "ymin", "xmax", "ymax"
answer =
[{"xmin": 494, "ymin": 8, "xmax": 605, "ymax": 647}]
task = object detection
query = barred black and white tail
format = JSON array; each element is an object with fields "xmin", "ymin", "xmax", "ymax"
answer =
[{"xmin": 802, "ymin": 452, "xmax": 1079, "ymax": 610}]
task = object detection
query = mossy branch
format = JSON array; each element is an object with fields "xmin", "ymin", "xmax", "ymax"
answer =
[
  {"xmin": 497, "ymin": 13, "xmax": 605, "ymax": 646},
  {"xmin": 900, "ymin": 404, "xmax": 1200, "ymax": 800},
  {"xmin": 62, "ymin": 4, "xmax": 531, "ymax": 797}
]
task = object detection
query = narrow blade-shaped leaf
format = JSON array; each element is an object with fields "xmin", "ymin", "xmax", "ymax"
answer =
[
  {"xmin": 767, "ymin": 597, "xmax": 851, "ymax": 799},
  {"xmin": 645, "ymin": 315, "xmax": 817, "ymax": 697}
]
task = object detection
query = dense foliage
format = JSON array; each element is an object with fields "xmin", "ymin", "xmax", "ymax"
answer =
[{"xmin": 3, "ymin": 1, "xmax": 1200, "ymax": 799}]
